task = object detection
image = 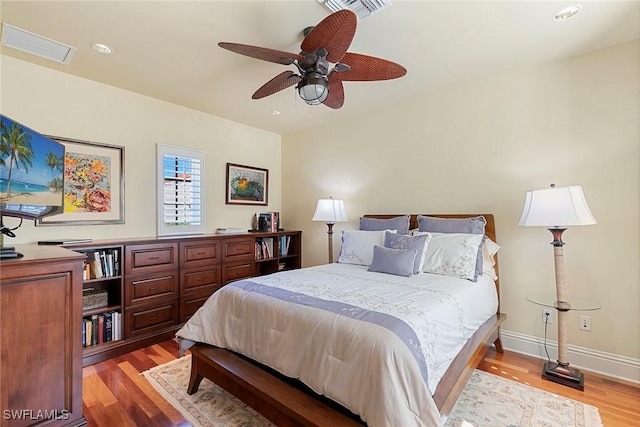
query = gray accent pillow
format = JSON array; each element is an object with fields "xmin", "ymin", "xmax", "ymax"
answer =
[
  {"xmin": 368, "ymin": 245, "xmax": 418, "ymax": 277},
  {"xmin": 417, "ymin": 215, "xmax": 486, "ymax": 235},
  {"xmin": 383, "ymin": 231, "xmax": 431, "ymax": 274},
  {"xmin": 360, "ymin": 215, "xmax": 410, "ymax": 235}
]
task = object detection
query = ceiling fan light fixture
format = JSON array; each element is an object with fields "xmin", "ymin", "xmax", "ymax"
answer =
[{"xmin": 298, "ymin": 74, "xmax": 329, "ymax": 105}]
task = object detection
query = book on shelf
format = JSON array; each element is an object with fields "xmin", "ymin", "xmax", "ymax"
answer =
[
  {"xmin": 82, "ymin": 311, "xmax": 121, "ymax": 347},
  {"xmin": 255, "ymin": 238, "xmax": 274, "ymax": 259},
  {"xmin": 103, "ymin": 312, "xmax": 113, "ymax": 343},
  {"xmin": 86, "ymin": 248, "xmax": 120, "ymax": 279},
  {"xmin": 279, "ymin": 235, "xmax": 291, "ymax": 256}
]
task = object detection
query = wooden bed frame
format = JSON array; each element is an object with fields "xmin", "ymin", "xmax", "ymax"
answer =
[{"xmin": 187, "ymin": 214, "xmax": 506, "ymax": 426}]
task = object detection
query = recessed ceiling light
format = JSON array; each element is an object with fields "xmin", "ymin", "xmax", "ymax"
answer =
[
  {"xmin": 90, "ymin": 42, "xmax": 113, "ymax": 54},
  {"xmin": 270, "ymin": 110, "xmax": 281, "ymax": 116},
  {"xmin": 554, "ymin": 4, "xmax": 582, "ymax": 21}
]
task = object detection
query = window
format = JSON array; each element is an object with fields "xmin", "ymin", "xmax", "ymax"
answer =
[{"xmin": 157, "ymin": 144, "xmax": 205, "ymax": 236}]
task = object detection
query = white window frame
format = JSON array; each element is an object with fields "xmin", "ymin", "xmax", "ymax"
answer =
[{"xmin": 157, "ymin": 144, "xmax": 205, "ymax": 236}]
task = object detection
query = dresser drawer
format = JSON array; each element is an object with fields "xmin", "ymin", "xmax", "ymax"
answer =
[
  {"xmin": 180, "ymin": 240, "xmax": 221, "ymax": 269},
  {"xmin": 222, "ymin": 260, "xmax": 254, "ymax": 284},
  {"xmin": 180, "ymin": 290, "xmax": 216, "ymax": 323},
  {"xmin": 125, "ymin": 271, "xmax": 179, "ymax": 306},
  {"xmin": 222, "ymin": 237, "xmax": 255, "ymax": 262},
  {"xmin": 125, "ymin": 299, "xmax": 179, "ymax": 338},
  {"xmin": 180, "ymin": 266, "xmax": 221, "ymax": 295},
  {"xmin": 125, "ymin": 242, "xmax": 178, "ymax": 275}
]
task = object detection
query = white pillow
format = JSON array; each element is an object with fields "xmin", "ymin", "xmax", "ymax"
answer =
[
  {"xmin": 482, "ymin": 238, "xmax": 500, "ymax": 280},
  {"xmin": 337, "ymin": 229, "xmax": 397, "ymax": 266},
  {"xmin": 420, "ymin": 232, "xmax": 486, "ymax": 281}
]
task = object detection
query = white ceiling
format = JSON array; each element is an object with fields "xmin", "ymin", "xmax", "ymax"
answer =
[{"xmin": 1, "ymin": 1, "xmax": 639, "ymax": 135}]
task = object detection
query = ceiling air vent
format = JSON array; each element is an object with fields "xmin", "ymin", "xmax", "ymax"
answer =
[
  {"xmin": 319, "ymin": 0, "xmax": 392, "ymax": 20},
  {"xmin": 1, "ymin": 23, "xmax": 76, "ymax": 65}
]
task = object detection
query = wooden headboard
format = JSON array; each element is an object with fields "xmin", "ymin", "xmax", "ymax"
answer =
[{"xmin": 363, "ymin": 214, "xmax": 500, "ymax": 312}]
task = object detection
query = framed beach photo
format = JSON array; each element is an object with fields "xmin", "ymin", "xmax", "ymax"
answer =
[
  {"xmin": 37, "ymin": 137, "xmax": 124, "ymax": 226},
  {"xmin": 226, "ymin": 163, "xmax": 268, "ymax": 205}
]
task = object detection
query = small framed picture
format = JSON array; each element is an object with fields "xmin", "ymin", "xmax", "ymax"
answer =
[{"xmin": 226, "ymin": 163, "xmax": 268, "ymax": 205}]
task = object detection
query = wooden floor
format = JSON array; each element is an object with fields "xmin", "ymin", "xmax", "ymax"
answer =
[{"xmin": 82, "ymin": 340, "xmax": 640, "ymax": 426}]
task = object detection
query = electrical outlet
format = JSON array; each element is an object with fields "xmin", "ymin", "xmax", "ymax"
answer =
[
  {"xmin": 542, "ymin": 308, "xmax": 554, "ymax": 324},
  {"xmin": 579, "ymin": 315, "xmax": 591, "ymax": 331}
]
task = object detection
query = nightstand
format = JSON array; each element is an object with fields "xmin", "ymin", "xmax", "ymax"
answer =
[{"xmin": 527, "ymin": 294, "xmax": 601, "ymax": 390}]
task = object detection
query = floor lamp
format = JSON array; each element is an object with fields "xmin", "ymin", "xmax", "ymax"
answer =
[
  {"xmin": 519, "ymin": 184, "xmax": 597, "ymax": 390},
  {"xmin": 312, "ymin": 197, "xmax": 348, "ymax": 263}
]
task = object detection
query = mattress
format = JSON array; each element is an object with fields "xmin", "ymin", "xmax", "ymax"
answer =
[{"xmin": 176, "ymin": 262, "xmax": 498, "ymax": 427}]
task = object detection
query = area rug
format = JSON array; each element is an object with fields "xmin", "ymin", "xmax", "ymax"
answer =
[{"xmin": 142, "ymin": 356, "xmax": 603, "ymax": 427}]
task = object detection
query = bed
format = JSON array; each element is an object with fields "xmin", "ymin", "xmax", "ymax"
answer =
[{"xmin": 176, "ymin": 214, "xmax": 506, "ymax": 427}]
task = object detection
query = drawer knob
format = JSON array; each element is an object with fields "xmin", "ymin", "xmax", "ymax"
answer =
[
  {"xmin": 149, "ymin": 287, "xmax": 158, "ymax": 291},
  {"xmin": 149, "ymin": 256, "xmax": 160, "ymax": 260},
  {"xmin": 149, "ymin": 316, "xmax": 158, "ymax": 321}
]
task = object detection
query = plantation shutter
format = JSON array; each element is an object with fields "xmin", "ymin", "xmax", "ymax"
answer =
[{"xmin": 157, "ymin": 145, "xmax": 205, "ymax": 235}]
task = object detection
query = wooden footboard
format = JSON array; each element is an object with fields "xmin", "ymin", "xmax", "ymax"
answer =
[
  {"xmin": 188, "ymin": 344, "xmax": 365, "ymax": 426},
  {"xmin": 187, "ymin": 313, "xmax": 506, "ymax": 426}
]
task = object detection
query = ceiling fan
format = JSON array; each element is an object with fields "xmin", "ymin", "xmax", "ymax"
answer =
[{"xmin": 218, "ymin": 10, "xmax": 407, "ymax": 109}]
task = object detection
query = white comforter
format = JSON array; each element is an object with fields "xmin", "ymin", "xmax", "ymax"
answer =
[{"xmin": 176, "ymin": 263, "xmax": 498, "ymax": 427}]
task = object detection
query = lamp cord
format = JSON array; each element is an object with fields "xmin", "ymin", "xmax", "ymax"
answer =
[
  {"xmin": 0, "ymin": 216, "xmax": 23, "ymax": 238},
  {"xmin": 543, "ymin": 312, "xmax": 552, "ymax": 362}
]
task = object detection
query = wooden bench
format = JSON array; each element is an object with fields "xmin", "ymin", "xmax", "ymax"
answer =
[{"xmin": 188, "ymin": 344, "xmax": 365, "ymax": 427}]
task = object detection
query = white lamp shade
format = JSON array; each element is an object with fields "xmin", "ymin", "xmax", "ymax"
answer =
[
  {"xmin": 312, "ymin": 199, "xmax": 348, "ymax": 223},
  {"xmin": 519, "ymin": 185, "xmax": 597, "ymax": 227}
]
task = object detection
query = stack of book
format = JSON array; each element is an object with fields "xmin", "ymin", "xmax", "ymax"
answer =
[
  {"xmin": 84, "ymin": 249, "xmax": 120, "ymax": 280},
  {"xmin": 255, "ymin": 238, "xmax": 274, "ymax": 259},
  {"xmin": 258, "ymin": 212, "xmax": 280, "ymax": 232},
  {"xmin": 279, "ymin": 235, "xmax": 291, "ymax": 256},
  {"xmin": 82, "ymin": 311, "xmax": 121, "ymax": 347}
]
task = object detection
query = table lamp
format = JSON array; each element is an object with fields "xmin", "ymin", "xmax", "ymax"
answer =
[
  {"xmin": 519, "ymin": 184, "xmax": 597, "ymax": 389},
  {"xmin": 312, "ymin": 197, "xmax": 348, "ymax": 263}
]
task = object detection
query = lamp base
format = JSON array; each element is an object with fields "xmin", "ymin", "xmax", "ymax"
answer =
[{"xmin": 542, "ymin": 361, "xmax": 584, "ymax": 390}]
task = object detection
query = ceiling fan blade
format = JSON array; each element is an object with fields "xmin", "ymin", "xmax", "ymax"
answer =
[
  {"xmin": 252, "ymin": 71, "xmax": 302, "ymax": 99},
  {"xmin": 219, "ymin": 42, "xmax": 303, "ymax": 65},
  {"xmin": 323, "ymin": 74, "xmax": 345, "ymax": 109},
  {"xmin": 301, "ymin": 10, "xmax": 357, "ymax": 63},
  {"xmin": 334, "ymin": 52, "xmax": 407, "ymax": 81}
]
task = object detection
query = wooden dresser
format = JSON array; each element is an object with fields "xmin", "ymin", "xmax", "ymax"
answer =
[
  {"xmin": 0, "ymin": 245, "xmax": 86, "ymax": 427},
  {"xmin": 63, "ymin": 230, "xmax": 302, "ymax": 367}
]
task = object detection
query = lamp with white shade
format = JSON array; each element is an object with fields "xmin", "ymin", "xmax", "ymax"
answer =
[
  {"xmin": 312, "ymin": 197, "xmax": 348, "ymax": 263},
  {"xmin": 519, "ymin": 184, "xmax": 597, "ymax": 390}
]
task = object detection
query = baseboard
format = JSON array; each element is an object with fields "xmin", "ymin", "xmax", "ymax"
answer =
[{"xmin": 500, "ymin": 329, "xmax": 640, "ymax": 385}]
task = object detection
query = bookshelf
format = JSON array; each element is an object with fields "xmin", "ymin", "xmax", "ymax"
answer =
[
  {"xmin": 75, "ymin": 245, "xmax": 124, "ymax": 355},
  {"xmin": 254, "ymin": 231, "xmax": 301, "ymax": 276},
  {"xmin": 58, "ymin": 230, "xmax": 301, "ymax": 366}
]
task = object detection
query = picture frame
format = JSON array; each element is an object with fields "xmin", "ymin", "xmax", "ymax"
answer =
[
  {"xmin": 226, "ymin": 163, "xmax": 268, "ymax": 206},
  {"xmin": 37, "ymin": 136, "xmax": 124, "ymax": 226}
]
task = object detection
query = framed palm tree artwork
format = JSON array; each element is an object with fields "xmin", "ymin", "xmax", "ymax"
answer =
[
  {"xmin": 37, "ymin": 137, "xmax": 124, "ymax": 226},
  {"xmin": 1, "ymin": 115, "xmax": 65, "ymax": 219}
]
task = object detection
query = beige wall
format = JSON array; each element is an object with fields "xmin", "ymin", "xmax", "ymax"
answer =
[
  {"xmin": 1, "ymin": 55, "xmax": 281, "ymax": 242},
  {"xmin": 282, "ymin": 41, "xmax": 640, "ymax": 363}
]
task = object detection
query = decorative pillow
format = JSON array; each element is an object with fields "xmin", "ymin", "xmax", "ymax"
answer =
[
  {"xmin": 419, "ymin": 232, "xmax": 486, "ymax": 281},
  {"xmin": 482, "ymin": 238, "xmax": 500, "ymax": 280},
  {"xmin": 337, "ymin": 229, "xmax": 397, "ymax": 266},
  {"xmin": 360, "ymin": 215, "xmax": 410, "ymax": 235},
  {"xmin": 368, "ymin": 246, "xmax": 418, "ymax": 277},
  {"xmin": 417, "ymin": 215, "xmax": 486, "ymax": 235},
  {"xmin": 383, "ymin": 231, "xmax": 431, "ymax": 274}
]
